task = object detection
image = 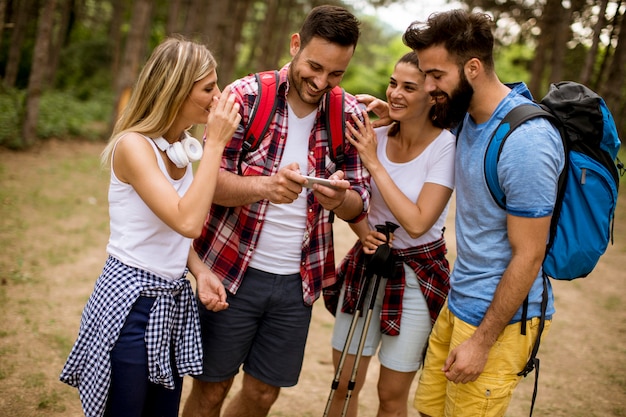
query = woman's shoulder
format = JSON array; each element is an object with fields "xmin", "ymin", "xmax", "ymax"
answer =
[
  {"xmin": 437, "ymin": 128, "xmax": 456, "ymax": 142},
  {"xmin": 430, "ymin": 128, "xmax": 456, "ymax": 150},
  {"xmin": 113, "ymin": 132, "xmax": 154, "ymax": 154}
]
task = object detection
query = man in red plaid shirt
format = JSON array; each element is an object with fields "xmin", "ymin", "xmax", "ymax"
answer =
[{"xmin": 182, "ymin": 5, "xmax": 370, "ymax": 417}]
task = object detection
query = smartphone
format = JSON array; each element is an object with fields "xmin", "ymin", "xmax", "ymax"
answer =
[{"xmin": 301, "ymin": 175, "xmax": 338, "ymax": 189}]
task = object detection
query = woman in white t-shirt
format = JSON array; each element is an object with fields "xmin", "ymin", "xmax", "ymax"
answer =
[
  {"xmin": 60, "ymin": 36, "xmax": 241, "ymax": 417},
  {"xmin": 324, "ymin": 51, "xmax": 455, "ymax": 417}
]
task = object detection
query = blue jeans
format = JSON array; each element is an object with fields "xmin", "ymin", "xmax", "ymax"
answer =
[{"xmin": 104, "ymin": 296, "xmax": 183, "ymax": 417}]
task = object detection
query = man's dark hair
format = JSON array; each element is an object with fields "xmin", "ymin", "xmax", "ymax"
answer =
[
  {"xmin": 402, "ymin": 9, "xmax": 495, "ymax": 70},
  {"xmin": 299, "ymin": 5, "xmax": 361, "ymax": 50}
]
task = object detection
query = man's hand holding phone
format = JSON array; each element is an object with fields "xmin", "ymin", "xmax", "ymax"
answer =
[
  {"xmin": 302, "ymin": 175, "xmax": 339, "ymax": 189},
  {"xmin": 300, "ymin": 174, "xmax": 351, "ymax": 191}
]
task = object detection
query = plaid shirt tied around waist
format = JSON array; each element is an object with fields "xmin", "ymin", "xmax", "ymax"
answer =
[
  {"xmin": 324, "ymin": 237, "xmax": 450, "ymax": 336},
  {"xmin": 59, "ymin": 256, "xmax": 202, "ymax": 417}
]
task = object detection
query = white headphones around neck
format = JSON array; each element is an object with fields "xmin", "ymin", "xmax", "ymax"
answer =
[{"xmin": 153, "ymin": 134, "xmax": 203, "ymax": 168}]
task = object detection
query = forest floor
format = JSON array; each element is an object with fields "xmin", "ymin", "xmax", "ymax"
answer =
[{"xmin": 0, "ymin": 139, "xmax": 625, "ymax": 417}]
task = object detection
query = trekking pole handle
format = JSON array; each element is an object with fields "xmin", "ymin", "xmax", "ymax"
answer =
[{"xmin": 375, "ymin": 221, "xmax": 399, "ymax": 242}]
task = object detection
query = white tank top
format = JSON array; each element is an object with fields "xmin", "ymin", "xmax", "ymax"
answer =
[
  {"xmin": 247, "ymin": 105, "xmax": 314, "ymax": 274},
  {"xmin": 106, "ymin": 135, "xmax": 194, "ymax": 280}
]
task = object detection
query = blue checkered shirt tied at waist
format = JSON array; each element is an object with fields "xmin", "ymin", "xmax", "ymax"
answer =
[{"xmin": 59, "ymin": 256, "xmax": 203, "ymax": 417}]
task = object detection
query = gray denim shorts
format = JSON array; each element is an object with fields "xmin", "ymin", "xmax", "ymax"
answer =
[{"xmin": 194, "ymin": 267, "xmax": 313, "ymax": 387}]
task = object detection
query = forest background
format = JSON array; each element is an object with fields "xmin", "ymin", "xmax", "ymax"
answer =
[
  {"xmin": 0, "ymin": 0, "xmax": 625, "ymax": 416},
  {"xmin": 3, "ymin": 0, "xmax": 626, "ymax": 149}
]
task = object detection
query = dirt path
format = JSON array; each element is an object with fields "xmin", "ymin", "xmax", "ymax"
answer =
[{"xmin": 0, "ymin": 140, "xmax": 624, "ymax": 417}]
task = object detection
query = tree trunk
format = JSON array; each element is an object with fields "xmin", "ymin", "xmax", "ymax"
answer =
[
  {"xmin": 203, "ymin": 0, "xmax": 252, "ymax": 83},
  {"xmin": 256, "ymin": 0, "xmax": 280, "ymax": 72},
  {"xmin": 253, "ymin": 0, "xmax": 297, "ymax": 72},
  {"xmin": 600, "ymin": 6, "xmax": 626, "ymax": 119},
  {"xmin": 218, "ymin": 0, "xmax": 251, "ymax": 82},
  {"xmin": 46, "ymin": 0, "xmax": 71, "ymax": 89},
  {"xmin": 166, "ymin": 0, "xmax": 183, "ymax": 36},
  {"xmin": 184, "ymin": 0, "xmax": 205, "ymax": 36},
  {"xmin": 108, "ymin": 0, "xmax": 127, "ymax": 79},
  {"xmin": 110, "ymin": 0, "xmax": 153, "ymax": 133},
  {"xmin": 580, "ymin": 0, "xmax": 609, "ymax": 85},
  {"xmin": 4, "ymin": 0, "xmax": 34, "ymax": 87},
  {"xmin": 528, "ymin": 0, "xmax": 561, "ymax": 97},
  {"xmin": 0, "ymin": 0, "xmax": 7, "ymax": 50},
  {"xmin": 269, "ymin": 0, "xmax": 297, "ymax": 68},
  {"xmin": 595, "ymin": 0, "xmax": 623, "ymax": 90},
  {"xmin": 22, "ymin": 0, "xmax": 57, "ymax": 146},
  {"xmin": 548, "ymin": 1, "xmax": 571, "ymax": 86}
]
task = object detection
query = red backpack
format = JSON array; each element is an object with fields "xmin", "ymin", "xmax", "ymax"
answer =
[{"xmin": 238, "ymin": 70, "xmax": 346, "ymax": 174}]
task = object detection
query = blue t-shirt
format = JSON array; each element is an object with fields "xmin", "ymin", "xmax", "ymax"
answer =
[{"xmin": 449, "ymin": 82, "xmax": 565, "ymax": 327}]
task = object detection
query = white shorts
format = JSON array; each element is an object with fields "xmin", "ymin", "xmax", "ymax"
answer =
[{"xmin": 331, "ymin": 263, "xmax": 432, "ymax": 372}]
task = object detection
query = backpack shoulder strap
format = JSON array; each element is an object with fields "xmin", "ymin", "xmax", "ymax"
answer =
[
  {"xmin": 484, "ymin": 104, "xmax": 558, "ymax": 209},
  {"xmin": 240, "ymin": 72, "xmax": 346, "ymax": 172},
  {"xmin": 243, "ymin": 70, "xmax": 279, "ymax": 151},
  {"xmin": 238, "ymin": 71, "xmax": 279, "ymax": 175},
  {"xmin": 325, "ymin": 86, "xmax": 345, "ymax": 165}
]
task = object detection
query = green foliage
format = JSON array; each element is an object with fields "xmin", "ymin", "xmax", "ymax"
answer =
[
  {"xmin": 37, "ymin": 90, "xmax": 113, "ymax": 140},
  {"xmin": 54, "ymin": 39, "xmax": 113, "ymax": 94},
  {"xmin": 343, "ymin": 38, "xmax": 411, "ymax": 99},
  {"xmin": 494, "ymin": 43, "xmax": 533, "ymax": 84},
  {"xmin": 341, "ymin": 15, "xmax": 407, "ymax": 99},
  {"xmin": 0, "ymin": 89, "xmax": 113, "ymax": 148},
  {"xmin": 0, "ymin": 87, "xmax": 24, "ymax": 148}
]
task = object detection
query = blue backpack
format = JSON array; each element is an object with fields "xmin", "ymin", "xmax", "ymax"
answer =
[
  {"xmin": 486, "ymin": 82, "xmax": 621, "ymax": 280},
  {"xmin": 485, "ymin": 81, "xmax": 623, "ymax": 416}
]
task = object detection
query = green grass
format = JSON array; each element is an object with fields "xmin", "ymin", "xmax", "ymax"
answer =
[
  {"xmin": 0, "ymin": 149, "xmax": 108, "ymax": 278},
  {"xmin": 0, "ymin": 141, "xmax": 110, "ymax": 417}
]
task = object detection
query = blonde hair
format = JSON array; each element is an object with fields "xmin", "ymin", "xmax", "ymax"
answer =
[{"xmin": 101, "ymin": 36, "xmax": 217, "ymax": 167}]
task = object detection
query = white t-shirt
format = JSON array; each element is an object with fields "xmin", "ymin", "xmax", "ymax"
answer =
[
  {"xmin": 247, "ymin": 105, "xmax": 316, "ymax": 274},
  {"xmin": 367, "ymin": 126, "xmax": 456, "ymax": 249}
]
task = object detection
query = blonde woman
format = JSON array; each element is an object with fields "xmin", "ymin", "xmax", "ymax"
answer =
[{"xmin": 60, "ymin": 36, "xmax": 240, "ymax": 417}]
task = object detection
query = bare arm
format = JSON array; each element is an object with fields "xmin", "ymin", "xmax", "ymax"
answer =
[
  {"xmin": 346, "ymin": 112, "xmax": 453, "ymax": 238},
  {"xmin": 442, "ymin": 214, "xmax": 551, "ymax": 383},
  {"xmin": 114, "ymin": 87, "xmax": 240, "ymax": 238}
]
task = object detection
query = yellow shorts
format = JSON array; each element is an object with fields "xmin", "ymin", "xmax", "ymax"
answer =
[{"xmin": 414, "ymin": 302, "xmax": 550, "ymax": 417}]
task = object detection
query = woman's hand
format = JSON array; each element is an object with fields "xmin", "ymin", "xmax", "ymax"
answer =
[
  {"xmin": 355, "ymin": 94, "xmax": 392, "ymax": 128},
  {"xmin": 204, "ymin": 84, "xmax": 241, "ymax": 149},
  {"xmin": 360, "ymin": 229, "xmax": 392, "ymax": 255},
  {"xmin": 346, "ymin": 112, "xmax": 380, "ymax": 172}
]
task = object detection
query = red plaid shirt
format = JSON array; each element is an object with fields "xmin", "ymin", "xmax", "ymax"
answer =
[
  {"xmin": 193, "ymin": 64, "xmax": 370, "ymax": 306},
  {"xmin": 324, "ymin": 237, "xmax": 450, "ymax": 335}
]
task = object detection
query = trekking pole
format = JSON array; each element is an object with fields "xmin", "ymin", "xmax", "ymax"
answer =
[
  {"xmin": 340, "ymin": 222, "xmax": 399, "ymax": 417},
  {"xmin": 340, "ymin": 269, "xmax": 384, "ymax": 417},
  {"xmin": 323, "ymin": 222, "xmax": 399, "ymax": 417},
  {"xmin": 323, "ymin": 268, "xmax": 373, "ymax": 417}
]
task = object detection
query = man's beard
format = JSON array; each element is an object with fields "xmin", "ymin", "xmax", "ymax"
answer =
[
  {"xmin": 431, "ymin": 72, "xmax": 474, "ymax": 129},
  {"xmin": 288, "ymin": 58, "xmax": 326, "ymax": 106}
]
